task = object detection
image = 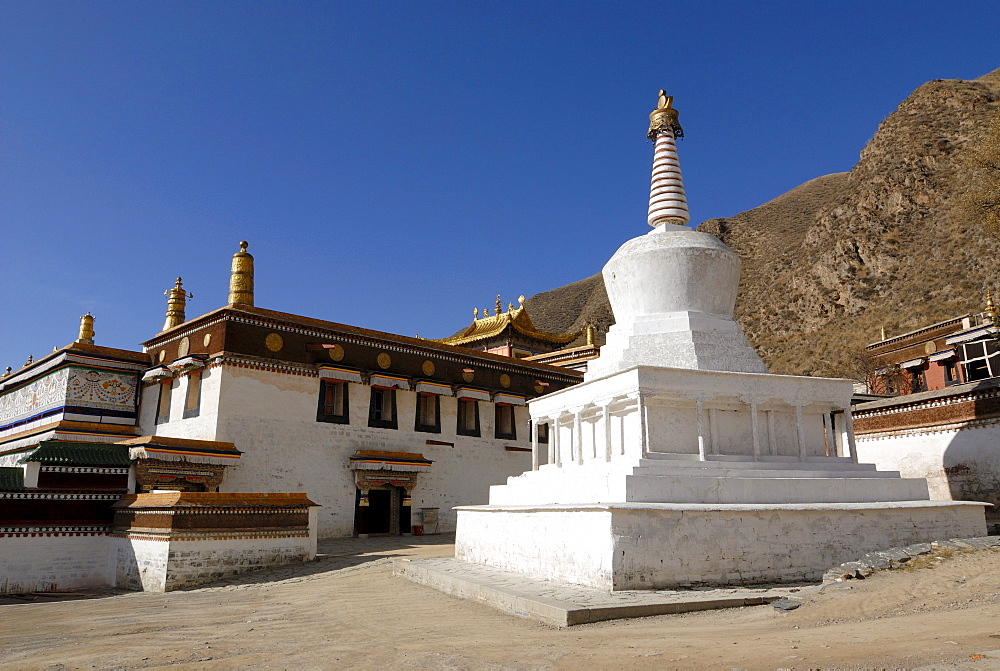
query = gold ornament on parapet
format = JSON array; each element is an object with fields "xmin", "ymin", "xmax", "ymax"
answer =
[
  {"xmin": 329, "ymin": 344, "xmax": 345, "ymax": 362},
  {"xmin": 500, "ymin": 373, "xmax": 511, "ymax": 389},
  {"xmin": 377, "ymin": 353, "xmax": 392, "ymax": 369},
  {"xmin": 178, "ymin": 337, "xmax": 190, "ymax": 358},
  {"xmin": 228, "ymin": 241, "xmax": 255, "ymax": 306},
  {"xmin": 203, "ymin": 333, "xmax": 212, "ymax": 348},
  {"xmin": 265, "ymin": 333, "xmax": 284, "ymax": 352},
  {"xmin": 422, "ymin": 360, "xmax": 435, "ymax": 376}
]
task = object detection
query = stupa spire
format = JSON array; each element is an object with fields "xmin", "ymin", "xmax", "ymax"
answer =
[{"xmin": 646, "ymin": 90, "xmax": 689, "ymax": 228}]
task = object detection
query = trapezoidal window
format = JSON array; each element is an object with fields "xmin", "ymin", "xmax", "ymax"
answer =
[
  {"xmin": 368, "ymin": 387, "xmax": 397, "ymax": 429},
  {"xmin": 317, "ymin": 380, "xmax": 350, "ymax": 424},
  {"xmin": 414, "ymin": 393, "xmax": 440, "ymax": 433},
  {"xmin": 495, "ymin": 404, "xmax": 516, "ymax": 440},
  {"xmin": 155, "ymin": 380, "xmax": 172, "ymax": 424},
  {"xmin": 183, "ymin": 371, "xmax": 202, "ymax": 419},
  {"xmin": 456, "ymin": 399, "xmax": 480, "ymax": 437}
]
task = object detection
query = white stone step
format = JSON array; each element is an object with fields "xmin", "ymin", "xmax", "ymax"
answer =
[
  {"xmin": 641, "ymin": 453, "xmax": 881, "ymax": 472},
  {"xmin": 630, "ymin": 464, "xmax": 901, "ymax": 479},
  {"xmin": 623, "ymin": 475, "xmax": 930, "ymax": 505}
]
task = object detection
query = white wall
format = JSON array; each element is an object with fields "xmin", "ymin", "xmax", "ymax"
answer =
[
  {"xmin": 202, "ymin": 365, "xmax": 533, "ymax": 537},
  {"xmin": 856, "ymin": 425, "xmax": 1000, "ymax": 527},
  {"xmin": 0, "ymin": 533, "xmax": 111, "ymax": 593}
]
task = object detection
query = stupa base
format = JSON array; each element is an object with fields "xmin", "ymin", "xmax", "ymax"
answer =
[{"xmin": 454, "ymin": 501, "xmax": 986, "ymax": 591}]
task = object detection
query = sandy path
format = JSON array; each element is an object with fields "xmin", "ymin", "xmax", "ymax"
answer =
[{"xmin": 1, "ymin": 536, "xmax": 999, "ymax": 669}]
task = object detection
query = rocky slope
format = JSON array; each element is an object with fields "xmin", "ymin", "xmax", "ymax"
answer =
[{"xmin": 526, "ymin": 69, "xmax": 1000, "ymax": 377}]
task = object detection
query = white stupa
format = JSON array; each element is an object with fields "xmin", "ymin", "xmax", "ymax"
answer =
[{"xmin": 453, "ymin": 91, "xmax": 986, "ymax": 591}]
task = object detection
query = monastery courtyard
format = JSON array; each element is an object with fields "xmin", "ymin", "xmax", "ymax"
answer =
[{"xmin": 1, "ymin": 536, "xmax": 999, "ymax": 669}]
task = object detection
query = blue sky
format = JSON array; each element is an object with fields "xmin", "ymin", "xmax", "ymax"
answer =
[{"xmin": 2, "ymin": 1, "xmax": 999, "ymax": 369}]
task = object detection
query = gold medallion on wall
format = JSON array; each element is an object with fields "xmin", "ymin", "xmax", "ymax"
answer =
[
  {"xmin": 500, "ymin": 373, "xmax": 511, "ymax": 389},
  {"xmin": 534, "ymin": 381, "xmax": 545, "ymax": 394},
  {"xmin": 329, "ymin": 344, "xmax": 345, "ymax": 362},
  {"xmin": 377, "ymin": 352, "xmax": 392, "ymax": 369},
  {"xmin": 178, "ymin": 337, "xmax": 190, "ymax": 358},
  {"xmin": 158, "ymin": 350, "xmax": 166, "ymax": 363},
  {"xmin": 203, "ymin": 333, "xmax": 212, "ymax": 348},
  {"xmin": 265, "ymin": 333, "xmax": 284, "ymax": 352},
  {"xmin": 422, "ymin": 360, "xmax": 435, "ymax": 376},
  {"xmin": 463, "ymin": 369, "xmax": 475, "ymax": 383}
]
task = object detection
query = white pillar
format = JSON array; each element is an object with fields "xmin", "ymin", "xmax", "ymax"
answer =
[
  {"xmin": 766, "ymin": 409, "xmax": 776, "ymax": 457},
  {"xmin": 750, "ymin": 402, "xmax": 761, "ymax": 461},
  {"xmin": 531, "ymin": 420, "xmax": 540, "ymax": 471},
  {"xmin": 638, "ymin": 392, "xmax": 650, "ymax": 458},
  {"xmin": 602, "ymin": 404, "xmax": 613, "ymax": 462},
  {"xmin": 553, "ymin": 417, "xmax": 562, "ymax": 468},
  {"xmin": 696, "ymin": 400, "xmax": 707, "ymax": 461},
  {"xmin": 574, "ymin": 411, "xmax": 584, "ymax": 465},
  {"xmin": 845, "ymin": 408, "xmax": 858, "ymax": 463},
  {"xmin": 709, "ymin": 407, "xmax": 719, "ymax": 455},
  {"xmin": 795, "ymin": 405, "xmax": 806, "ymax": 462}
]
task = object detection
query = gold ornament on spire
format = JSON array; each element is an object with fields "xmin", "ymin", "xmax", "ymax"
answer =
[
  {"xmin": 77, "ymin": 312, "xmax": 95, "ymax": 345},
  {"xmin": 495, "ymin": 294, "xmax": 502, "ymax": 316},
  {"xmin": 647, "ymin": 89, "xmax": 683, "ymax": 140},
  {"xmin": 228, "ymin": 241, "xmax": 255, "ymax": 306},
  {"xmin": 163, "ymin": 278, "xmax": 193, "ymax": 331},
  {"xmin": 473, "ymin": 307, "xmax": 479, "ymax": 319},
  {"xmin": 585, "ymin": 322, "xmax": 596, "ymax": 346},
  {"xmin": 880, "ymin": 324, "xmax": 887, "ymax": 341},
  {"xmin": 986, "ymin": 289, "xmax": 997, "ymax": 324}
]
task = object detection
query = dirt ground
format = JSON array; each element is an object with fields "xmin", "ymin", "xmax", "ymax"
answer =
[{"xmin": 2, "ymin": 536, "xmax": 1000, "ymax": 670}]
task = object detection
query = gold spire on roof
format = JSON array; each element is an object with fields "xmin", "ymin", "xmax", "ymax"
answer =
[
  {"xmin": 163, "ymin": 278, "xmax": 193, "ymax": 331},
  {"xmin": 647, "ymin": 89, "xmax": 683, "ymax": 140},
  {"xmin": 986, "ymin": 289, "xmax": 997, "ymax": 324},
  {"xmin": 880, "ymin": 324, "xmax": 887, "ymax": 341},
  {"xmin": 229, "ymin": 241, "xmax": 254, "ymax": 306},
  {"xmin": 78, "ymin": 312, "xmax": 95, "ymax": 345}
]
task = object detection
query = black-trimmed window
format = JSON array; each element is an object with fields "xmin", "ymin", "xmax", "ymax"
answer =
[
  {"xmin": 414, "ymin": 393, "xmax": 441, "ymax": 433},
  {"xmin": 317, "ymin": 380, "xmax": 350, "ymax": 424},
  {"xmin": 536, "ymin": 421, "xmax": 549, "ymax": 444},
  {"xmin": 909, "ymin": 367, "xmax": 928, "ymax": 394},
  {"xmin": 944, "ymin": 360, "xmax": 961, "ymax": 386},
  {"xmin": 495, "ymin": 404, "xmax": 516, "ymax": 440},
  {"xmin": 155, "ymin": 381, "xmax": 172, "ymax": 424},
  {"xmin": 457, "ymin": 399, "xmax": 480, "ymax": 437},
  {"xmin": 368, "ymin": 387, "xmax": 397, "ymax": 429},
  {"xmin": 183, "ymin": 371, "xmax": 202, "ymax": 419}
]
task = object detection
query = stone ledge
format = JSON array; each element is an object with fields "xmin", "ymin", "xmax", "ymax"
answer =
[
  {"xmin": 822, "ymin": 535, "xmax": 1000, "ymax": 582},
  {"xmin": 394, "ymin": 557, "xmax": 806, "ymax": 627}
]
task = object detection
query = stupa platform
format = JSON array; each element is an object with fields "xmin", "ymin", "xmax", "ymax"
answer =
[{"xmin": 455, "ymin": 500, "xmax": 986, "ymax": 591}]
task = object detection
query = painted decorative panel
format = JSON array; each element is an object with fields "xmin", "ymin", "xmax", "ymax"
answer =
[
  {"xmin": 0, "ymin": 368, "xmax": 70, "ymax": 426},
  {"xmin": 66, "ymin": 368, "xmax": 138, "ymax": 412}
]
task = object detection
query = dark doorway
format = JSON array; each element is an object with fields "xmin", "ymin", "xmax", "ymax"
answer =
[{"xmin": 355, "ymin": 486, "xmax": 411, "ymax": 535}]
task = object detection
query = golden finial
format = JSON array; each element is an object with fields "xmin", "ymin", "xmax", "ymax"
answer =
[
  {"xmin": 986, "ymin": 289, "xmax": 997, "ymax": 324},
  {"xmin": 648, "ymin": 88, "xmax": 683, "ymax": 140},
  {"xmin": 473, "ymin": 307, "xmax": 479, "ymax": 319},
  {"xmin": 508, "ymin": 302, "xmax": 514, "ymax": 312},
  {"xmin": 880, "ymin": 324, "xmax": 887, "ymax": 341},
  {"xmin": 495, "ymin": 294, "xmax": 502, "ymax": 315},
  {"xmin": 3, "ymin": 367, "xmax": 10, "ymax": 377},
  {"xmin": 23, "ymin": 355, "xmax": 33, "ymax": 368},
  {"xmin": 228, "ymin": 241, "xmax": 255, "ymax": 306},
  {"xmin": 78, "ymin": 312, "xmax": 95, "ymax": 345},
  {"xmin": 163, "ymin": 278, "xmax": 193, "ymax": 331},
  {"xmin": 518, "ymin": 295, "xmax": 525, "ymax": 306},
  {"xmin": 483, "ymin": 307, "xmax": 489, "ymax": 318},
  {"xmin": 585, "ymin": 322, "xmax": 596, "ymax": 346}
]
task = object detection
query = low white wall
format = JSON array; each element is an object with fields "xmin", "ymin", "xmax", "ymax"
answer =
[
  {"xmin": 456, "ymin": 502, "xmax": 986, "ymax": 591},
  {"xmin": 856, "ymin": 427, "xmax": 1000, "ymax": 526},
  {"xmin": 0, "ymin": 533, "xmax": 111, "ymax": 594}
]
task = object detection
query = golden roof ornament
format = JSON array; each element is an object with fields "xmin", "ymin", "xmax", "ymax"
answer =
[
  {"xmin": 647, "ymin": 89, "xmax": 683, "ymax": 140},
  {"xmin": 473, "ymin": 307, "xmax": 479, "ymax": 318},
  {"xmin": 496, "ymin": 294, "xmax": 502, "ymax": 315},
  {"xmin": 880, "ymin": 324, "xmax": 887, "ymax": 341},
  {"xmin": 228, "ymin": 241, "xmax": 255, "ymax": 306},
  {"xmin": 585, "ymin": 322, "xmax": 596, "ymax": 346},
  {"xmin": 23, "ymin": 355, "xmax": 33, "ymax": 368},
  {"xmin": 163, "ymin": 278, "xmax": 193, "ymax": 331},
  {"xmin": 77, "ymin": 312, "xmax": 95, "ymax": 345},
  {"xmin": 986, "ymin": 289, "xmax": 997, "ymax": 324},
  {"xmin": 3, "ymin": 367, "xmax": 10, "ymax": 377}
]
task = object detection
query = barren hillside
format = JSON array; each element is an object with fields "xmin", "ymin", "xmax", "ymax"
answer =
[{"xmin": 526, "ymin": 69, "xmax": 1000, "ymax": 377}]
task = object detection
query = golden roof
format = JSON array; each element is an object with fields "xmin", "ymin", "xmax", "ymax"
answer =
[{"xmin": 435, "ymin": 295, "xmax": 579, "ymax": 347}]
